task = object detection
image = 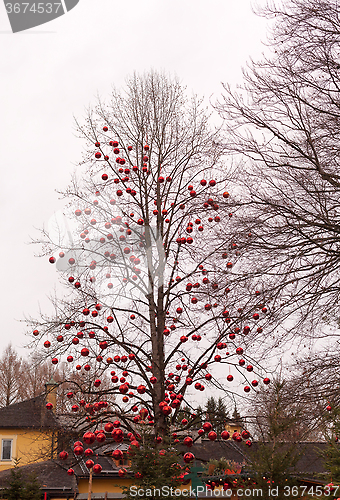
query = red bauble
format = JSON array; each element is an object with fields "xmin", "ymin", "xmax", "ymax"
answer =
[
  {"xmin": 85, "ymin": 459, "xmax": 94, "ymax": 469},
  {"xmin": 104, "ymin": 422, "xmax": 114, "ymax": 433},
  {"xmin": 183, "ymin": 436, "xmax": 193, "ymax": 447},
  {"xmin": 208, "ymin": 431, "xmax": 217, "ymax": 441},
  {"xmin": 96, "ymin": 432, "xmax": 106, "ymax": 443},
  {"xmin": 93, "ymin": 463, "xmax": 102, "ymax": 474},
  {"xmin": 67, "ymin": 468, "xmax": 74, "ymax": 476},
  {"xmin": 83, "ymin": 432, "xmax": 96, "ymax": 445},
  {"xmin": 112, "ymin": 449, "xmax": 123, "ymax": 460},
  {"xmin": 74, "ymin": 445, "xmax": 84, "ymax": 456},
  {"xmin": 59, "ymin": 451, "xmax": 68, "ymax": 460},
  {"xmin": 183, "ymin": 452, "xmax": 195, "ymax": 464},
  {"xmin": 112, "ymin": 429, "xmax": 124, "ymax": 442},
  {"xmin": 221, "ymin": 431, "xmax": 230, "ymax": 440}
]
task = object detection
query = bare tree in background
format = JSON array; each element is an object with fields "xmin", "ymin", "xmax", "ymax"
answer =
[
  {"xmin": 217, "ymin": 0, "xmax": 340, "ymax": 340},
  {"xmin": 0, "ymin": 344, "xmax": 23, "ymax": 406}
]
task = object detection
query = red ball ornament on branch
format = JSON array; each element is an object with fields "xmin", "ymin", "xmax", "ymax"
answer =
[
  {"xmin": 183, "ymin": 436, "xmax": 193, "ymax": 447},
  {"xmin": 183, "ymin": 452, "xmax": 195, "ymax": 464},
  {"xmin": 112, "ymin": 449, "xmax": 123, "ymax": 460},
  {"xmin": 83, "ymin": 432, "xmax": 96, "ymax": 445},
  {"xmin": 74, "ymin": 445, "xmax": 84, "ymax": 456},
  {"xmin": 93, "ymin": 464, "xmax": 102, "ymax": 474},
  {"xmin": 221, "ymin": 431, "xmax": 230, "ymax": 440},
  {"xmin": 202, "ymin": 422, "xmax": 212, "ymax": 432},
  {"xmin": 112, "ymin": 429, "xmax": 124, "ymax": 442}
]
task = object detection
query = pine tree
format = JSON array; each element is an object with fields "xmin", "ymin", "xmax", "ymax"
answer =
[
  {"xmin": 320, "ymin": 405, "xmax": 340, "ymax": 485},
  {"xmin": 248, "ymin": 379, "xmax": 304, "ymax": 500},
  {"xmin": 205, "ymin": 397, "xmax": 228, "ymax": 434},
  {"xmin": 22, "ymin": 473, "xmax": 41, "ymax": 500},
  {"xmin": 3, "ymin": 466, "xmax": 24, "ymax": 500},
  {"xmin": 121, "ymin": 437, "xmax": 189, "ymax": 499}
]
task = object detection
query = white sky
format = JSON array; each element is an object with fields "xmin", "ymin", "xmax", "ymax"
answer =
[{"xmin": 0, "ymin": 0, "xmax": 268, "ymax": 358}]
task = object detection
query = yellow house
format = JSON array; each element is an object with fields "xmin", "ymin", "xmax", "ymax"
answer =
[{"xmin": 0, "ymin": 393, "xmax": 58, "ymax": 471}]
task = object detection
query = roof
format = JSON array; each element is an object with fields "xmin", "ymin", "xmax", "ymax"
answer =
[
  {"xmin": 189, "ymin": 440, "xmax": 329, "ymax": 476},
  {"xmin": 0, "ymin": 394, "xmax": 59, "ymax": 429},
  {"xmin": 0, "ymin": 460, "xmax": 77, "ymax": 492}
]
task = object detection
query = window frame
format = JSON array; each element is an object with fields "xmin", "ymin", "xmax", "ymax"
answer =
[{"xmin": 1, "ymin": 439, "xmax": 12, "ymax": 461}]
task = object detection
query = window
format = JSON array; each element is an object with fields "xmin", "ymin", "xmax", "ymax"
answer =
[{"xmin": 1, "ymin": 439, "xmax": 12, "ymax": 460}]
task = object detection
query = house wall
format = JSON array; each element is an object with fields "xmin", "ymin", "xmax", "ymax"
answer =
[
  {"xmin": 78, "ymin": 477, "xmax": 133, "ymax": 494},
  {"xmin": 0, "ymin": 428, "xmax": 54, "ymax": 471},
  {"xmin": 78, "ymin": 478, "xmax": 243, "ymax": 498}
]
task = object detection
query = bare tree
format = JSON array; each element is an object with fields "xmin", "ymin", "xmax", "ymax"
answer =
[
  {"xmin": 26, "ymin": 71, "xmax": 270, "ymax": 468},
  {"xmin": 0, "ymin": 344, "xmax": 23, "ymax": 406},
  {"xmin": 216, "ymin": 0, "xmax": 340, "ymax": 339}
]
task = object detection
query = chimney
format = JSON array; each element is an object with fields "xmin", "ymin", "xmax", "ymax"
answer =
[{"xmin": 45, "ymin": 377, "xmax": 59, "ymax": 411}]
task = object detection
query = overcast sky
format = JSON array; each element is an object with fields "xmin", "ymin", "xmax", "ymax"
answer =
[{"xmin": 0, "ymin": 0, "xmax": 268, "ymax": 357}]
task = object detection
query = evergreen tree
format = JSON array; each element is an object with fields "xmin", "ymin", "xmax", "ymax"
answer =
[
  {"xmin": 22, "ymin": 473, "xmax": 41, "ymax": 500},
  {"xmin": 320, "ymin": 405, "xmax": 340, "ymax": 484},
  {"xmin": 2, "ymin": 465, "xmax": 42, "ymax": 500},
  {"xmin": 205, "ymin": 397, "xmax": 228, "ymax": 434},
  {"xmin": 248, "ymin": 379, "xmax": 305, "ymax": 500},
  {"xmin": 3, "ymin": 466, "xmax": 24, "ymax": 500},
  {"xmin": 121, "ymin": 438, "xmax": 189, "ymax": 499}
]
